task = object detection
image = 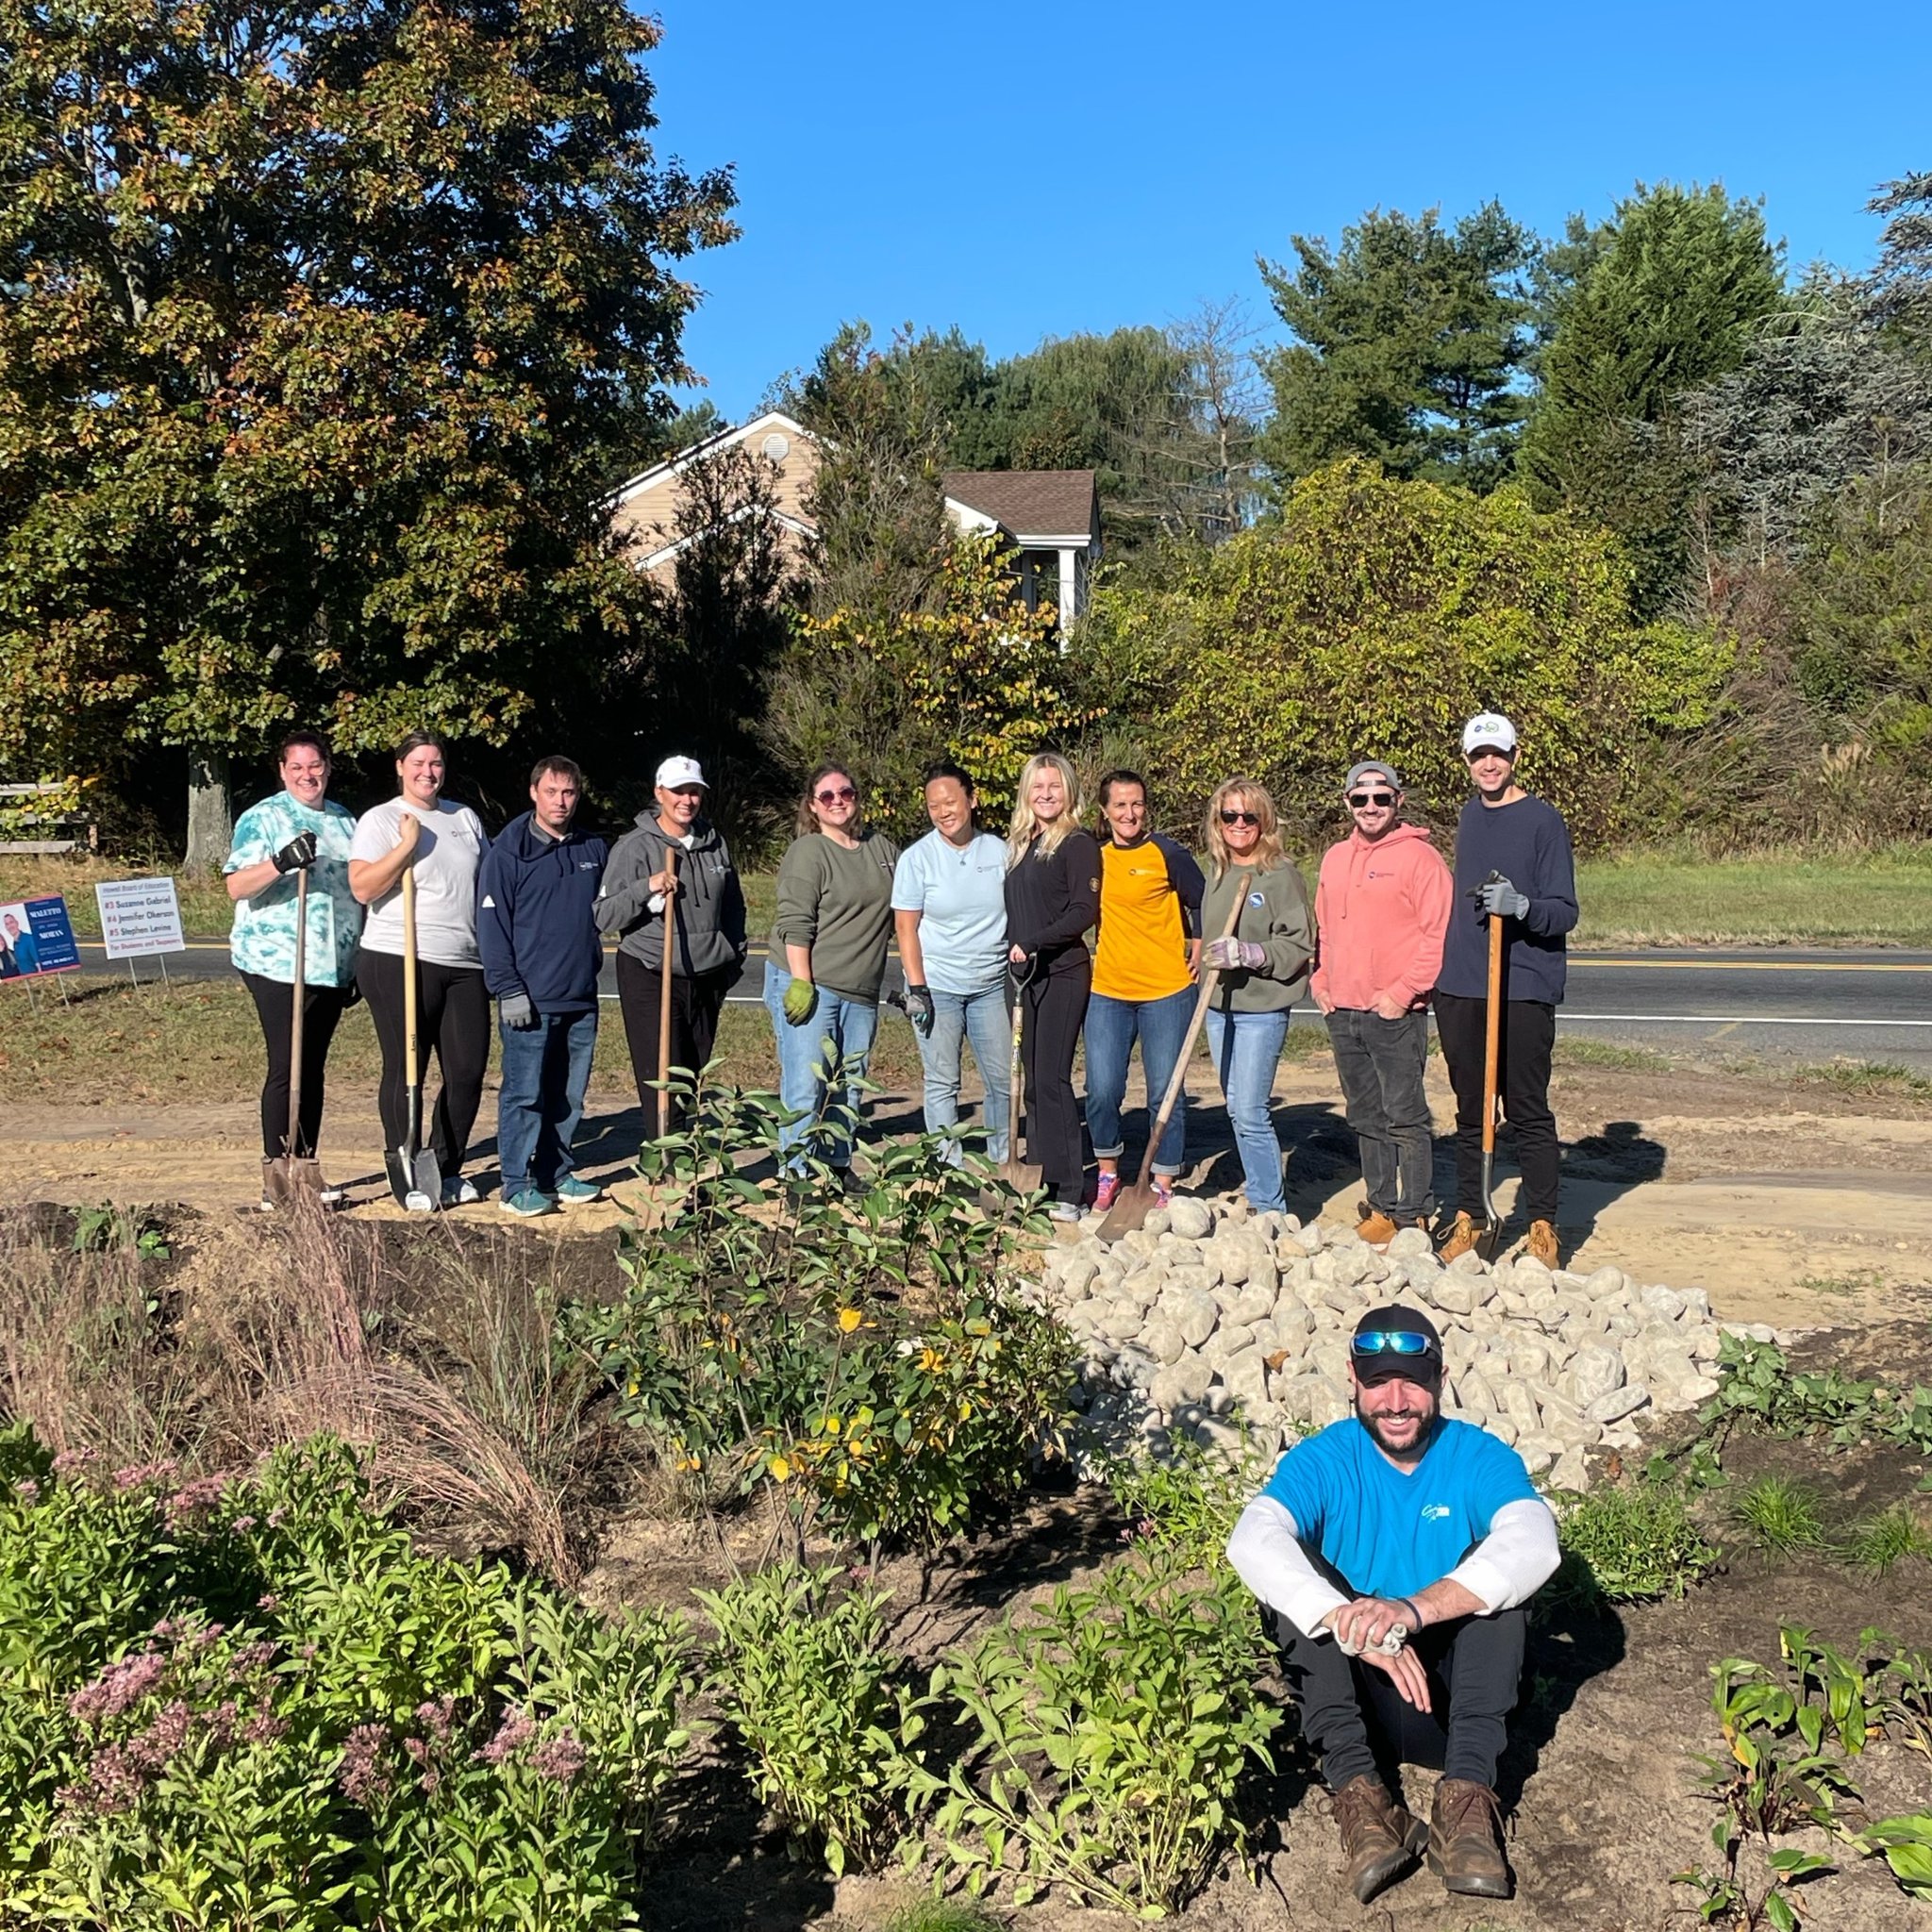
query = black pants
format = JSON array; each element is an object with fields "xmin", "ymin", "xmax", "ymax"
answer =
[
  {"xmin": 240, "ymin": 971, "xmax": 353, "ymax": 1160},
  {"xmin": 1433, "ymin": 992, "xmax": 1559, "ymax": 1224},
  {"xmin": 615, "ymin": 952, "xmax": 734, "ymax": 1140},
  {"xmin": 1326, "ymin": 1008, "xmax": 1434, "ymax": 1222},
  {"xmin": 1020, "ymin": 953, "xmax": 1091, "ymax": 1205},
  {"xmin": 357, "ymin": 950, "xmax": 490, "ymax": 1175},
  {"xmin": 1278, "ymin": 1607, "xmax": 1526, "ymax": 1792}
]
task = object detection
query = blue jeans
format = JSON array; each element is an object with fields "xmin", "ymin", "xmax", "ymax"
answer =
[
  {"xmin": 496, "ymin": 1007, "xmax": 597, "ymax": 1195},
  {"xmin": 762, "ymin": 960, "xmax": 879, "ymax": 1172},
  {"xmin": 916, "ymin": 981, "xmax": 1010, "ymax": 1165},
  {"xmin": 1083, "ymin": 986, "xmax": 1192, "ymax": 1176},
  {"xmin": 1205, "ymin": 1007, "xmax": 1290, "ymax": 1212}
]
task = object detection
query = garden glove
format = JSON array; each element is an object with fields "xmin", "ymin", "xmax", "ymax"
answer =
[
  {"xmin": 499, "ymin": 990, "xmax": 538, "ymax": 1030},
  {"xmin": 1479, "ymin": 876, "xmax": 1530, "ymax": 920},
  {"xmin": 781, "ymin": 976, "xmax": 818, "ymax": 1026},
  {"xmin": 273, "ymin": 831, "xmax": 318, "ymax": 874},
  {"xmin": 1204, "ymin": 936, "xmax": 1265, "ymax": 973},
  {"xmin": 905, "ymin": 983, "xmax": 936, "ymax": 1039}
]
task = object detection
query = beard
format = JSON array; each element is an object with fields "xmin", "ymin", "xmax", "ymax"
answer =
[{"xmin": 1355, "ymin": 1389, "xmax": 1439, "ymax": 1464}]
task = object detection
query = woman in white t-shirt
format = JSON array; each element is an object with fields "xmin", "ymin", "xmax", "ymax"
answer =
[{"xmin": 348, "ymin": 732, "xmax": 491, "ymax": 1207}]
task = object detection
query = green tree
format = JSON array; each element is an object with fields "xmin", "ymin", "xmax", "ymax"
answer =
[
  {"xmin": 1868, "ymin": 171, "xmax": 1932, "ymax": 356},
  {"xmin": 1519, "ymin": 182, "xmax": 1785, "ymax": 612},
  {"xmin": 1257, "ymin": 201, "xmax": 1539, "ymax": 493},
  {"xmin": 0, "ymin": 0, "xmax": 734, "ymax": 863}
]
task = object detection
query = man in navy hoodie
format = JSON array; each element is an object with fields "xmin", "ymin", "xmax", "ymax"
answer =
[
  {"xmin": 477, "ymin": 757, "xmax": 610, "ymax": 1217},
  {"xmin": 1433, "ymin": 715, "xmax": 1577, "ymax": 1269}
]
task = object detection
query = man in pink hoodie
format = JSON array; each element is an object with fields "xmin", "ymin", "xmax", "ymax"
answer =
[{"xmin": 1311, "ymin": 761, "xmax": 1454, "ymax": 1246}]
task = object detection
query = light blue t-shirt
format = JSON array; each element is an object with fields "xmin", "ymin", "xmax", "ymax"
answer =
[
  {"xmin": 1261, "ymin": 1416, "xmax": 1539, "ymax": 1603},
  {"xmin": 891, "ymin": 828, "xmax": 1008, "ymax": 995},
  {"xmin": 225, "ymin": 791, "xmax": 362, "ymax": 987}
]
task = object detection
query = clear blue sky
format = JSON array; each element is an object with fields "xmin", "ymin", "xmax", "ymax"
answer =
[{"xmin": 645, "ymin": 0, "xmax": 1931, "ymax": 421}]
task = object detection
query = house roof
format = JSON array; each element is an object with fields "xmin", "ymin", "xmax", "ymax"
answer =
[
  {"xmin": 941, "ymin": 470, "xmax": 1097, "ymax": 544},
  {"xmin": 608, "ymin": 409, "xmax": 808, "ymax": 507}
]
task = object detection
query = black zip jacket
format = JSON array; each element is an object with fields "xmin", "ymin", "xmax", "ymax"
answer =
[{"xmin": 1005, "ymin": 828, "xmax": 1101, "ymax": 974}]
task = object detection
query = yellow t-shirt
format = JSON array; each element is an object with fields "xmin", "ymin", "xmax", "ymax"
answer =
[{"xmin": 1093, "ymin": 841, "xmax": 1193, "ymax": 1003}]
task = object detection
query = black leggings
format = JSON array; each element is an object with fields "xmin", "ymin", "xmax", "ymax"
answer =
[
  {"xmin": 1019, "ymin": 952, "xmax": 1091, "ymax": 1205},
  {"xmin": 240, "ymin": 971, "xmax": 353, "ymax": 1160},
  {"xmin": 356, "ymin": 950, "xmax": 490, "ymax": 1174}
]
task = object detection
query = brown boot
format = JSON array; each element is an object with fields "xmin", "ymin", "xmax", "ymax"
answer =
[
  {"xmin": 1435, "ymin": 1211, "xmax": 1479, "ymax": 1263},
  {"xmin": 1331, "ymin": 1774, "xmax": 1427, "ymax": 1904},
  {"xmin": 1356, "ymin": 1208, "xmax": 1400, "ymax": 1248},
  {"xmin": 1427, "ymin": 1777, "xmax": 1510, "ymax": 1898},
  {"xmin": 1524, "ymin": 1219, "xmax": 1560, "ymax": 1268}
]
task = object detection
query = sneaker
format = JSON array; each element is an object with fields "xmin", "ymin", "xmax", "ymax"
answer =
[
  {"xmin": 500, "ymin": 1188, "xmax": 558, "ymax": 1219},
  {"xmin": 1525, "ymin": 1219, "xmax": 1560, "ymax": 1269},
  {"xmin": 1048, "ymin": 1199, "xmax": 1084, "ymax": 1224},
  {"xmin": 1357, "ymin": 1208, "xmax": 1400, "ymax": 1248},
  {"xmin": 834, "ymin": 1166, "xmax": 869, "ymax": 1199},
  {"xmin": 1093, "ymin": 1172, "xmax": 1122, "ymax": 1211},
  {"xmin": 440, "ymin": 1175, "xmax": 480, "ymax": 1208},
  {"xmin": 555, "ymin": 1176, "xmax": 603, "ymax": 1207},
  {"xmin": 1435, "ymin": 1210, "xmax": 1479, "ymax": 1263},
  {"xmin": 1152, "ymin": 1175, "xmax": 1174, "ymax": 1208}
]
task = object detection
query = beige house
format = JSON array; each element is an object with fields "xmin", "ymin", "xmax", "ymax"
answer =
[{"xmin": 609, "ymin": 410, "xmax": 1102, "ymax": 627}]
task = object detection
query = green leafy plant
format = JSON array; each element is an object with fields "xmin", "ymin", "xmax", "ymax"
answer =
[
  {"xmin": 1860, "ymin": 1815, "xmax": 1932, "ymax": 1901},
  {"xmin": 1547, "ymin": 1474, "xmax": 1719, "ymax": 1607},
  {"xmin": 927, "ymin": 1549, "xmax": 1280, "ymax": 1916},
  {"xmin": 71, "ymin": 1205, "xmax": 170, "ymax": 1262},
  {"xmin": 1731, "ymin": 1476, "xmax": 1829, "ymax": 1557},
  {"xmin": 1102, "ymin": 1433, "xmax": 1276, "ymax": 1574},
  {"xmin": 1838, "ymin": 1506, "xmax": 1932, "ymax": 1577},
  {"xmin": 694, "ymin": 1561, "xmax": 934, "ymax": 1877},
  {"xmin": 1777, "ymin": 1627, "xmax": 1881, "ymax": 1756},
  {"xmin": 1704, "ymin": 1336, "xmax": 1932, "ymax": 1457}
]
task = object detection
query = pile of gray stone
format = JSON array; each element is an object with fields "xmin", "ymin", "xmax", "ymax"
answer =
[{"xmin": 1031, "ymin": 1196, "xmax": 1767, "ymax": 1492}]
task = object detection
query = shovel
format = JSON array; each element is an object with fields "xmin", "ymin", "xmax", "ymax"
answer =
[
  {"xmin": 1096, "ymin": 887, "xmax": 1246, "ymax": 1243},
  {"xmin": 1476, "ymin": 871, "xmax": 1508, "ymax": 1260},
  {"xmin": 264, "ymin": 867, "xmax": 326, "ymax": 1208},
  {"xmin": 385, "ymin": 866, "xmax": 442, "ymax": 1211},
  {"xmin": 656, "ymin": 845, "xmax": 678, "ymax": 1135},
  {"xmin": 1000, "ymin": 969, "xmax": 1044, "ymax": 1193}
]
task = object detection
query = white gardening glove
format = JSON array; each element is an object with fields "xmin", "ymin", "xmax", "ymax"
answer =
[{"xmin": 1204, "ymin": 936, "xmax": 1266, "ymax": 973}]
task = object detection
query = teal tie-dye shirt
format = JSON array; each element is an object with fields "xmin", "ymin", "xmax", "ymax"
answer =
[{"xmin": 225, "ymin": 791, "xmax": 362, "ymax": 986}]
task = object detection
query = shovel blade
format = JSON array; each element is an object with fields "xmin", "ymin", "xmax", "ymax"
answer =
[
  {"xmin": 264, "ymin": 1156, "xmax": 325, "ymax": 1208},
  {"xmin": 1095, "ymin": 1179, "xmax": 1161, "ymax": 1245},
  {"xmin": 411, "ymin": 1145, "xmax": 443, "ymax": 1206},
  {"xmin": 999, "ymin": 1158, "xmax": 1044, "ymax": 1194},
  {"xmin": 1475, "ymin": 1151, "xmax": 1506, "ymax": 1258},
  {"xmin": 385, "ymin": 1150, "xmax": 414, "ymax": 1207}
]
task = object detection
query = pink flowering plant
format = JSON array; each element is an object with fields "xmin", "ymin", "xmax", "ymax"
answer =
[{"xmin": 0, "ymin": 1426, "xmax": 695, "ymax": 1929}]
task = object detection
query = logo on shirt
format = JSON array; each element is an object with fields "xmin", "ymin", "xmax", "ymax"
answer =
[
  {"xmin": 1421, "ymin": 1503, "xmax": 1451, "ymax": 1521},
  {"xmin": 1248, "ymin": 891, "xmax": 1264, "ymax": 908}
]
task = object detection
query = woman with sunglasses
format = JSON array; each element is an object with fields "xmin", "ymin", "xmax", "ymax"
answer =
[
  {"xmin": 763, "ymin": 763, "xmax": 899, "ymax": 1183},
  {"xmin": 1199, "ymin": 777, "xmax": 1313, "ymax": 1215}
]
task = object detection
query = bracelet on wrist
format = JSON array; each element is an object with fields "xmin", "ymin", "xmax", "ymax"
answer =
[{"xmin": 1400, "ymin": 1596, "xmax": 1423, "ymax": 1628}]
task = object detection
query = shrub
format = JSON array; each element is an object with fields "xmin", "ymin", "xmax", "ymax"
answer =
[
  {"xmin": 1548, "ymin": 1475, "xmax": 1718, "ymax": 1606},
  {"xmin": 1102, "ymin": 1433, "xmax": 1277, "ymax": 1574},
  {"xmin": 928, "ymin": 1549, "xmax": 1280, "ymax": 1915},
  {"xmin": 694, "ymin": 1562, "xmax": 934, "ymax": 1876}
]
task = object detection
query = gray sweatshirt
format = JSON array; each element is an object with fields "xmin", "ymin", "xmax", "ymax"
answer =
[{"xmin": 595, "ymin": 814, "xmax": 746, "ymax": 975}]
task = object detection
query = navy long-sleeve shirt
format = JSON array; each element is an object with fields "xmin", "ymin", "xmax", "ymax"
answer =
[
  {"xmin": 476, "ymin": 812, "xmax": 609, "ymax": 1012},
  {"xmin": 1438, "ymin": 793, "xmax": 1577, "ymax": 1005}
]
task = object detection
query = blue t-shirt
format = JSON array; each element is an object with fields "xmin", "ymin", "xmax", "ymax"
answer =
[
  {"xmin": 891, "ymin": 828, "xmax": 1009, "ymax": 995},
  {"xmin": 1261, "ymin": 1417, "xmax": 1539, "ymax": 1602}
]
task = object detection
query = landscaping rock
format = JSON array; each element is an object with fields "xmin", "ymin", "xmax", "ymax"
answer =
[{"xmin": 1167, "ymin": 1196, "xmax": 1215, "ymax": 1241}]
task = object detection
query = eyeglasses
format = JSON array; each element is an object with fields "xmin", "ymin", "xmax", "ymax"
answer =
[
  {"xmin": 1219, "ymin": 808, "xmax": 1260, "ymax": 825},
  {"xmin": 1351, "ymin": 1331, "xmax": 1436, "ymax": 1357},
  {"xmin": 1347, "ymin": 791, "xmax": 1397, "ymax": 808},
  {"xmin": 814, "ymin": 786, "xmax": 857, "ymax": 805}
]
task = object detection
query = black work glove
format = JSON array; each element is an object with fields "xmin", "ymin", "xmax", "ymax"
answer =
[
  {"xmin": 906, "ymin": 983, "xmax": 935, "ymax": 1039},
  {"xmin": 273, "ymin": 831, "xmax": 318, "ymax": 874}
]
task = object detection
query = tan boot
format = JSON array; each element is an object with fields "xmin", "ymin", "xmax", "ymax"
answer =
[
  {"xmin": 1435, "ymin": 1211, "xmax": 1479, "ymax": 1263},
  {"xmin": 1356, "ymin": 1208, "xmax": 1400, "ymax": 1248},
  {"xmin": 1331, "ymin": 1774, "xmax": 1427, "ymax": 1904},
  {"xmin": 1427, "ymin": 1777, "xmax": 1510, "ymax": 1898},
  {"xmin": 1525, "ymin": 1219, "xmax": 1560, "ymax": 1269}
]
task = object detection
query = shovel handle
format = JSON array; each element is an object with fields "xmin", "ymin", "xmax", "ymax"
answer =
[
  {"xmin": 1482, "ymin": 904, "xmax": 1504, "ymax": 1157},
  {"xmin": 658, "ymin": 845, "xmax": 678, "ymax": 1122},
  {"xmin": 287, "ymin": 867, "xmax": 308, "ymax": 1161}
]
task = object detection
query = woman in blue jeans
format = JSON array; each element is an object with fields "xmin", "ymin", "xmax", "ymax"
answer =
[
  {"xmin": 891, "ymin": 762, "xmax": 1011, "ymax": 1164},
  {"xmin": 763, "ymin": 764, "xmax": 899, "ymax": 1184},
  {"xmin": 1199, "ymin": 777, "xmax": 1314, "ymax": 1214}
]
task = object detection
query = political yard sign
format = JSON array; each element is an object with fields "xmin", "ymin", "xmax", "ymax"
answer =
[{"xmin": 0, "ymin": 896, "xmax": 81, "ymax": 980}]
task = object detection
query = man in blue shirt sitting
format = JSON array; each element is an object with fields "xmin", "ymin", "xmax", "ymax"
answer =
[{"xmin": 1227, "ymin": 1305, "xmax": 1558, "ymax": 1904}]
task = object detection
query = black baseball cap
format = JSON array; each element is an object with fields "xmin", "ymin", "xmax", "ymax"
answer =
[{"xmin": 1350, "ymin": 1305, "xmax": 1443, "ymax": 1386}]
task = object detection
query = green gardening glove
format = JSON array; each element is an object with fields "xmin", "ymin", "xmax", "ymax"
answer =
[{"xmin": 781, "ymin": 976, "xmax": 818, "ymax": 1025}]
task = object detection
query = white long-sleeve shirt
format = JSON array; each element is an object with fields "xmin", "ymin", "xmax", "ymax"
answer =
[{"xmin": 1225, "ymin": 1493, "xmax": 1560, "ymax": 1641}]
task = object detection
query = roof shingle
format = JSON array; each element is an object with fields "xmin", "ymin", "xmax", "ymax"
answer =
[{"xmin": 941, "ymin": 469, "xmax": 1097, "ymax": 541}]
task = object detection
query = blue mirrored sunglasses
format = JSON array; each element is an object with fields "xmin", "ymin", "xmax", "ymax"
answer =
[{"xmin": 1351, "ymin": 1330, "xmax": 1435, "ymax": 1357}]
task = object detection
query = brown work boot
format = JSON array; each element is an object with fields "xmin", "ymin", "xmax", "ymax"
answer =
[
  {"xmin": 1427, "ymin": 1777, "xmax": 1510, "ymax": 1898},
  {"xmin": 1524, "ymin": 1219, "xmax": 1560, "ymax": 1269},
  {"xmin": 1331, "ymin": 1774, "xmax": 1427, "ymax": 1904},
  {"xmin": 1356, "ymin": 1208, "xmax": 1400, "ymax": 1248},
  {"xmin": 1435, "ymin": 1211, "xmax": 1479, "ymax": 1263}
]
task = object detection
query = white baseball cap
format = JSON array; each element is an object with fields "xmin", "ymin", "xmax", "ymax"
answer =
[
  {"xmin": 654, "ymin": 755, "xmax": 708, "ymax": 791},
  {"xmin": 1461, "ymin": 712, "xmax": 1518, "ymax": 757}
]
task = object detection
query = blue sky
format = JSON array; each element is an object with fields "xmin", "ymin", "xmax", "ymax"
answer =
[{"xmin": 645, "ymin": 0, "xmax": 1931, "ymax": 421}]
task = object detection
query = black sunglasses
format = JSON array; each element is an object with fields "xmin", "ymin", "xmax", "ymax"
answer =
[
  {"xmin": 1347, "ymin": 791, "xmax": 1397, "ymax": 808},
  {"xmin": 814, "ymin": 785, "xmax": 857, "ymax": 804},
  {"xmin": 1219, "ymin": 808, "xmax": 1261, "ymax": 825}
]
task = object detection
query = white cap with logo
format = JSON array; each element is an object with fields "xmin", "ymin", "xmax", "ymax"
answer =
[
  {"xmin": 654, "ymin": 756, "xmax": 708, "ymax": 791},
  {"xmin": 1461, "ymin": 712, "xmax": 1518, "ymax": 757}
]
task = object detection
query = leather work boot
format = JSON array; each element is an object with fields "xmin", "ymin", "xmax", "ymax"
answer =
[
  {"xmin": 1435, "ymin": 1210, "xmax": 1479, "ymax": 1263},
  {"xmin": 1524, "ymin": 1219, "xmax": 1560, "ymax": 1268},
  {"xmin": 1357, "ymin": 1208, "xmax": 1400, "ymax": 1247},
  {"xmin": 1330, "ymin": 1774, "xmax": 1427, "ymax": 1904},
  {"xmin": 1428, "ymin": 1777, "xmax": 1510, "ymax": 1897}
]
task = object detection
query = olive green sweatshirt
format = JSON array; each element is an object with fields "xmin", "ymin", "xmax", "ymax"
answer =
[
  {"xmin": 1202, "ymin": 860, "xmax": 1313, "ymax": 1013},
  {"xmin": 771, "ymin": 830, "xmax": 902, "ymax": 1003}
]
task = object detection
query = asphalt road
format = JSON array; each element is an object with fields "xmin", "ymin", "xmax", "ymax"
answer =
[{"xmin": 69, "ymin": 941, "xmax": 1932, "ymax": 1072}]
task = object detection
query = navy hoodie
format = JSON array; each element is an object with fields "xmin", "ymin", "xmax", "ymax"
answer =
[
  {"xmin": 476, "ymin": 812, "xmax": 610, "ymax": 1013},
  {"xmin": 1438, "ymin": 793, "xmax": 1577, "ymax": 1004}
]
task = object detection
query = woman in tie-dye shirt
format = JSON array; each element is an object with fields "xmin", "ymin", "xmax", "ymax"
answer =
[{"xmin": 224, "ymin": 731, "xmax": 362, "ymax": 1206}]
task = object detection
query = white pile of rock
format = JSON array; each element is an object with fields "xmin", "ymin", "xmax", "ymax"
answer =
[{"xmin": 1033, "ymin": 1196, "xmax": 1763, "ymax": 1493}]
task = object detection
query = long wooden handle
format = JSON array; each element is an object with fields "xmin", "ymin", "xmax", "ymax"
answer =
[
  {"xmin": 287, "ymin": 867, "xmax": 308, "ymax": 1158},
  {"xmin": 402, "ymin": 865, "xmax": 420, "ymax": 1076},
  {"xmin": 1132, "ymin": 882, "xmax": 1247, "ymax": 1185},
  {"xmin": 658, "ymin": 845, "xmax": 678, "ymax": 1098},
  {"xmin": 1482, "ymin": 910, "xmax": 1505, "ymax": 1157}
]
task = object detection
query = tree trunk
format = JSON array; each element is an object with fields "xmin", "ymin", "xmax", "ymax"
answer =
[{"xmin": 184, "ymin": 751, "xmax": 232, "ymax": 874}]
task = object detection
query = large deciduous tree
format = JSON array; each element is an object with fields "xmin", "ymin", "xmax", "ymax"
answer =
[{"xmin": 0, "ymin": 0, "xmax": 735, "ymax": 863}]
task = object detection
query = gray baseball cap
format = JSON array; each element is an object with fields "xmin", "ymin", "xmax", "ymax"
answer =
[{"xmin": 1343, "ymin": 760, "xmax": 1403, "ymax": 793}]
